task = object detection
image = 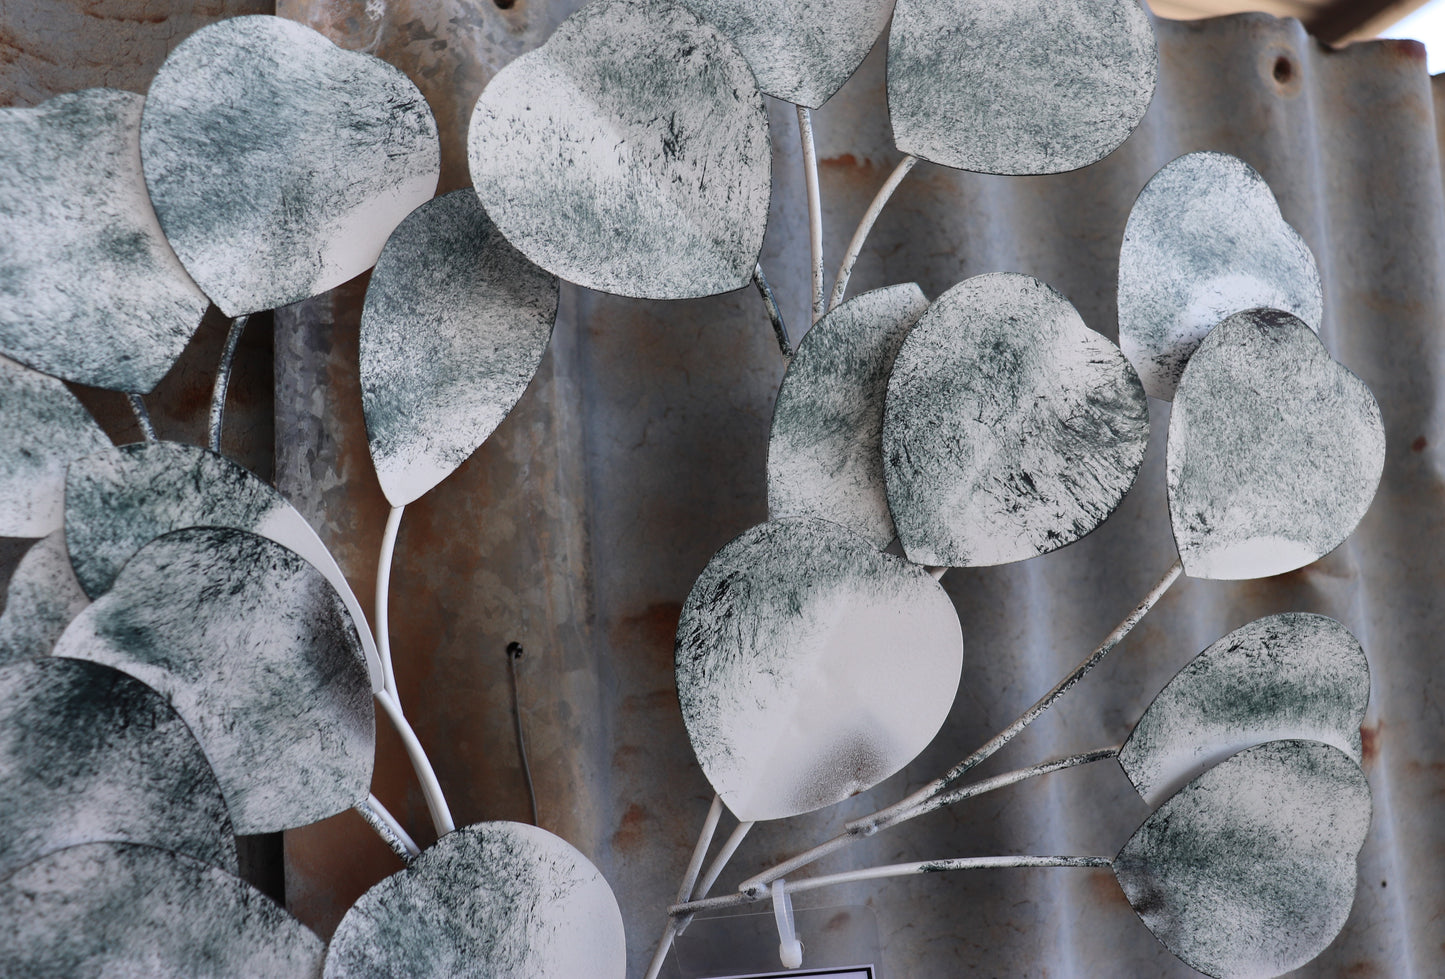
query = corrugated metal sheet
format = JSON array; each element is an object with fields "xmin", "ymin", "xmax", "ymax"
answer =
[{"xmin": 4, "ymin": 1, "xmax": 1442, "ymax": 975}]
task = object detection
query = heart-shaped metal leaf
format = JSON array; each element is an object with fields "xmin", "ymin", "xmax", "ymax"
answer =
[
  {"xmin": 0, "ymin": 89, "xmax": 209, "ymax": 392},
  {"xmin": 64, "ymin": 440, "xmax": 383, "ymax": 690},
  {"xmin": 883, "ymin": 273, "xmax": 1150, "ymax": 568},
  {"xmin": 1120, "ymin": 613, "xmax": 1369, "ymax": 807},
  {"xmin": 53, "ymin": 528, "xmax": 374, "ymax": 835},
  {"xmin": 0, "ymin": 355, "xmax": 111, "ymax": 539},
  {"xmin": 0, "ymin": 842, "xmax": 324, "ymax": 976},
  {"xmin": 140, "ymin": 14, "xmax": 440, "ymax": 317},
  {"xmin": 768, "ymin": 283, "xmax": 929, "ymax": 548},
  {"xmin": 1167, "ymin": 309, "xmax": 1385, "ymax": 580},
  {"xmin": 888, "ymin": 0, "xmax": 1157, "ymax": 175},
  {"xmin": 468, "ymin": 0, "xmax": 771, "ymax": 299},
  {"xmin": 675, "ymin": 517, "xmax": 963, "ymax": 822},
  {"xmin": 0, "ymin": 658, "xmax": 236, "ymax": 879},
  {"xmin": 361, "ymin": 189, "xmax": 559, "ymax": 507},
  {"xmin": 325, "ymin": 822, "xmax": 626, "ymax": 979},
  {"xmin": 1115, "ymin": 740, "xmax": 1370, "ymax": 979},
  {"xmin": 0, "ymin": 532, "xmax": 90, "ymax": 665},
  {"xmin": 674, "ymin": 0, "xmax": 895, "ymax": 108},
  {"xmin": 1120, "ymin": 152, "xmax": 1324, "ymax": 400}
]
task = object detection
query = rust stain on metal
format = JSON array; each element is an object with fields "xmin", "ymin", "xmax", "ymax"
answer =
[{"xmin": 1360, "ymin": 720, "xmax": 1382, "ymax": 766}]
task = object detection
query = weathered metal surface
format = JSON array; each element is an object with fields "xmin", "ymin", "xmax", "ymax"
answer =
[
  {"xmin": 0, "ymin": 356, "xmax": 110, "ymax": 538},
  {"xmin": 767, "ymin": 283, "xmax": 927, "ymax": 548},
  {"xmin": 1115, "ymin": 740, "xmax": 1371, "ymax": 979},
  {"xmin": 0, "ymin": 532, "xmax": 89, "ymax": 664},
  {"xmin": 675, "ymin": 517, "xmax": 962, "ymax": 822},
  {"xmin": 325, "ymin": 821, "xmax": 626, "ymax": 978},
  {"xmin": 64, "ymin": 440, "xmax": 382, "ymax": 688},
  {"xmin": 1119, "ymin": 151, "xmax": 1323, "ymax": 400},
  {"xmin": 883, "ymin": 273, "xmax": 1150, "ymax": 568},
  {"xmin": 674, "ymin": 0, "xmax": 895, "ymax": 109},
  {"xmin": 0, "ymin": 89, "xmax": 209, "ymax": 392},
  {"xmin": 264, "ymin": 6, "xmax": 1445, "ymax": 978},
  {"xmin": 468, "ymin": 0, "xmax": 772, "ymax": 300},
  {"xmin": 1119, "ymin": 612, "xmax": 1370, "ymax": 806},
  {"xmin": 0, "ymin": 657, "xmax": 237, "ymax": 878},
  {"xmin": 361, "ymin": 189, "xmax": 559, "ymax": 507},
  {"xmin": 0, "ymin": 842, "xmax": 323, "ymax": 977},
  {"xmin": 888, "ymin": 0, "xmax": 1158, "ymax": 174},
  {"xmin": 53, "ymin": 527, "xmax": 374, "ymax": 835},
  {"xmin": 1167, "ymin": 308, "xmax": 1385, "ymax": 580},
  {"xmin": 140, "ymin": 15, "xmax": 440, "ymax": 317}
]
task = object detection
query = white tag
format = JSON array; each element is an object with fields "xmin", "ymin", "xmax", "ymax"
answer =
[{"xmin": 703, "ymin": 968, "xmax": 876, "ymax": 979}]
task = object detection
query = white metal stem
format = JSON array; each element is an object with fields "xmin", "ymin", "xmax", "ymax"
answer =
[
  {"xmin": 674, "ymin": 818, "xmax": 757, "ymax": 937},
  {"xmin": 374, "ymin": 688, "xmax": 455, "ymax": 837},
  {"xmin": 856, "ymin": 558, "xmax": 1183, "ymax": 834},
  {"xmin": 752, "ymin": 263, "xmax": 793, "ymax": 359},
  {"xmin": 374, "ymin": 505, "xmax": 403, "ymax": 703},
  {"xmin": 208, "ymin": 314, "xmax": 249, "ymax": 454},
  {"xmin": 645, "ymin": 796, "xmax": 726, "ymax": 979},
  {"xmin": 127, "ymin": 394, "xmax": 156, "ymax": 442},
  {"xmin": 677, "ymin": 855, "xmax": 1112, "ymax": 916},
  {"xmin": 736, "ymin": 562, "xmax": 1181, "ymax": 897},
  {"xmin": 355, "ymin": 793, "xmax": 421, "ymax": 862},
  {"xmin": 829, "ymin": 154, "xmax": 918, "ymax": 312},
  {"xmin": 796, "ymin": 105, "xmax": 825, "ymax": 324}
]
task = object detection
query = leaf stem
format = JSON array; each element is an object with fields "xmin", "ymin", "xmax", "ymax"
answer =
[
  {"xmin": 354, "ymin": 793, "xmax": 421, "ymax": 862},
  {"xmin": 374, "ymin": 687, "xmax": 455, "ymax": 838},
  {"xmin": 374, "ymin": 505, "xmax": 403, "ymax": 703},
  {"xmin": 753, "ymin": 263, "xmax": 793, "ymax": 358},
  {"xmin": 736, "ymin": 559, "xmax": 1182, "ymax": 897},
  {"xmin": 127, "ymin": 394, "xmax": 156, "ymax": 442},
  {"xmin": 796, "ymin": 105, "xmax": 825, "ymax": 324},
  {"xmin": 208, "ymin": 314, "xmax": 249, "ymax": 454},
  {"xmin": 829, "ymin": 155, "xmax": 918, "ymax": 312},
  {"xmin": 675, "ymin": 855, "xmax": 1112, "ymax": 916}
]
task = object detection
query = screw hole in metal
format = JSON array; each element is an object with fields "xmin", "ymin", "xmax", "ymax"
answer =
[{"xmin": 1273, "ymin": 56, "xmax": 1294, "ymax": 84}]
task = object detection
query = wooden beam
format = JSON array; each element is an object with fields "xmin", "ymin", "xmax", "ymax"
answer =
[{"xmin": 1306, "ymin": 0, "xmax": 1434, "ymax": 43}]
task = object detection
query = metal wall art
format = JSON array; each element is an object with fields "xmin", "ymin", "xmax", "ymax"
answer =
[{"xmin": 0, "ymin": 1, "xmax": 1392, "ymax": 977}]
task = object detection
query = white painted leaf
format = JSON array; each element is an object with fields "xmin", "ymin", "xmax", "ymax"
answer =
[
  {"xmin": 0, "ymin": 532, "xmax": 90, "ymax": 665},
  {"xmin": 64, "ymin": 440, "xmax": 384, "ymax": 691},
  {"xmin": 675, "ymin": 517, "xmax": 963, "ymax": 822},
  {"xmin": 53, "ymin": 528, "xmax": 374, "ymax": 835},
  {"xmin": 0, "ymin": 658, "xmax": 236, "ymax": 879},
  {"xmin": 882, "ymin": 273, "xmax": 1150, "ymax": 568},
  {"xmin": 1120, "ymin": 613, "xmax": 1370, "ymax": 808},
  {"xmin": 675, "ymin": 0, "xmax": 895, "ymax": 108},
  {"xmin": 0, "ymin": 355, "xmax": 111, "ymax": 539},
  {"xmin": 468, "ymin": 0, "xmax": 771, "ymax": 300},
  {"xmin": 1167, "ymin": 309, "xmax": 1385, "ymax": 580},
  {"xmin": 768, "ymin": 283, "xmax": 929, "ymax": 548},
  {"xmin": 888, "ymin": 0, "xmax": 1156, "ymax": 175},
  {"xmin": 1120, "ymin": 152, "xmax": 1323, "ymax": 400},
  {"xmin": 325, "ymin": 822, "xmax": 626, "ymax": 979},
  {"xmin": 361, "ymin": 189, "xmax": 559, "ymax": 507},
  {"xmin": 0, "ymin": 89, "xmax": 209, "ymax": 392},
  {"xmin": 140, "ymin": 14, "xmax": 440, "ymax": 317},
  {"xmin": 1115, "ymin": 741, "xmax": 1370, "ymax": 979},
  {"xmin": 0, "ymin": 842, "xmax": 323, "ymax": 977}
]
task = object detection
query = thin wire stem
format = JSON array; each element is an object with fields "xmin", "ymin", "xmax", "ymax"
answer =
[
  {"xmin": 736, "ymin": 559, "xmax": 1182, "ymax": 897},
  {"xmin": 127, "ymin": 394, "xmax": 156, "ymax": 442},
  {"xmin": 374, "ymin": 505, "xmax": 403, "ymax": 703},
  {"xmin": 857, "ymin": 559, "xmax": 1182, "ymax": 833},
  {"xmin": 676, "ymin": 856, "xmax": 1112, "ymax": 916},
  {"xmin": 355, "ymin": 794, "xmax": 421, "ymax": 862},
  {"xmin": 208, "ymin": 314, "xmax": 249, "ymax": 453},
  {"xmin": 752, "ymin": 264, "xmax": 793, "ymax": 358},
  {"xmin": 375, "ymin": 688, "xmax": 455, "ymax": 837},
  {"xmin": 507, "ymin": 643, "xmax": 539, "ymax": 825},
  {"xmin": 673, "ymin": 818, "xmax": 756, "ymax": 937},
  {"xmin": 796, "ymin": 105, "xmax": 825, "ymax": 324},
  {"xmin": 643, "ymin": 795, "xmax": 726, "ymax": 979},
  {"xmin": 829, "ymin": 155, "xmax": 918, "ymax": 312}
]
